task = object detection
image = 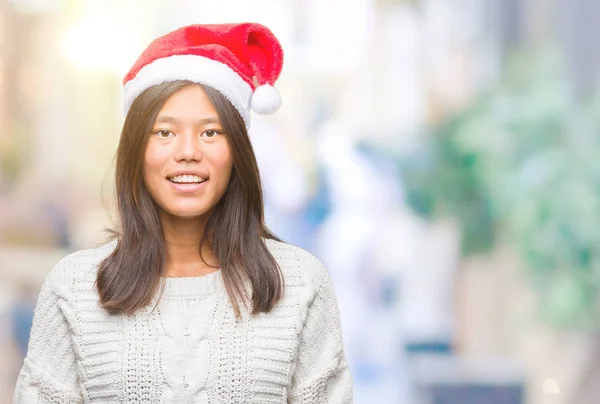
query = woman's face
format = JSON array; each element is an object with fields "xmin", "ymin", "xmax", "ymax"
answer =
[{"xmin": 143, "ymin": 85, "xmax": 233, "ymax": 219}]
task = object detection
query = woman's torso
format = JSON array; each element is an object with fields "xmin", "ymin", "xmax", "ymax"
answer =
[{"xmin": 60, "ymin": 239, "xmax": 313, "ymax": 403}]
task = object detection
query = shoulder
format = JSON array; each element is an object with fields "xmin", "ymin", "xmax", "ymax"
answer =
[
  {"xmin": 44, "ymin": 240, "xmax": 117, "ymax": 296},
  {"xmin": 264, "ymin": 238, "xmax": 330, "ymax": 288}
]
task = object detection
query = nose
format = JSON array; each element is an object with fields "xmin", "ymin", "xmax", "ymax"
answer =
[{"xmin": 173, "ymin": 131, "xmax": 202, "ymax": 162}]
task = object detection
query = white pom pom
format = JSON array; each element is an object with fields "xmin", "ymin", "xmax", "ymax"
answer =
[{"xmin": 251, "ymin": 84, "xmax": 282, "ymax": 114}]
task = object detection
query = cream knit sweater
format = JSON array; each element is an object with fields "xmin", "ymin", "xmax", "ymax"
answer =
[{"xmin": 14, "ymin": 239, "xmax": 353, "ymax": 403}]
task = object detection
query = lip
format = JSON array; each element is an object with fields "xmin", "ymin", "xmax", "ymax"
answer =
[
  {"xmin": 168, "ymin": 179, "xmax": 208, "ymax": 194},
  {"xmin": 166, "ymin": 170, "xmax": 209, "ymax": 194},
  {"xmin": 166, "ymin": 170, "xmax": 208, "ymax": 180}
]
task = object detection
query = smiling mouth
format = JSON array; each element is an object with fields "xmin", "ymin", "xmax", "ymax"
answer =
[{"xmin": 167, "ymin": 174, "xmax": 207, "ymax": 184}]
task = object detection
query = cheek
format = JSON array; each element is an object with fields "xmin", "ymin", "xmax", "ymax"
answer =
[
  {"xmin": 143, "ymin": 142, "xmax": 168, "ymax": 187},
  {"xmin": 213, "ymin": 146, "xmax": 233, "ymax": 184}
]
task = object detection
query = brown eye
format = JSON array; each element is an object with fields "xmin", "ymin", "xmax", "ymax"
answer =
[
  {"xmin": 202, "ymin": 129, "xmax": 221, "ymax": 138},
  {"xmin": 154, "ymin": 129, "xmax": 174, "ymax": 138}
]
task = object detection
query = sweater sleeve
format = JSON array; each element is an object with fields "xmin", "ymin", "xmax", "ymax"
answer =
[
  {"xmin": 13, "ymin": 260, "xmax": 83, "ymax": 404},
  {"xmin": 288, "ymin": 258, "xmax": 354, "ymax": 403}
]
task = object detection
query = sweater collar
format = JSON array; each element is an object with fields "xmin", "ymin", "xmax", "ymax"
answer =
[{"xmin": 161, "ymin": 269, "xmax": 224, "ymax": 298}]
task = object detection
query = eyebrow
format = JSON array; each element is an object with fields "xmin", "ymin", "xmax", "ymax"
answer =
[{"xmin": 153, "ymin": 115, "xmax": 221, "ymax": 126}]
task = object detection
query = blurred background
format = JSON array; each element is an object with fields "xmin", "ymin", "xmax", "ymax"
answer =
[{"xmin": 1, "ymin": 0, "xmax": 600, "ymax": 403}]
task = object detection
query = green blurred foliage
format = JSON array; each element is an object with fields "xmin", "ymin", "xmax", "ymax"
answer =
[{"xmin": 401, "ymin": 51, "xmax": 600, "ymax": 330}]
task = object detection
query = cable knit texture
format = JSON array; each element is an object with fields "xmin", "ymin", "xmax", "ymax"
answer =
[{"xmin": 14, "ymin": 239, "xmax": 353, "ymax": 403}]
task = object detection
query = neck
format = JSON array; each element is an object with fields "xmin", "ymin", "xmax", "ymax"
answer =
[{"xmin": 160, "ymin": 211, "xmax": 219, "ymax": 277}]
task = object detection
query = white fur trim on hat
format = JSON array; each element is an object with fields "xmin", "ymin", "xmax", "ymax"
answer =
[{"xmin": 123, "ymin": 54, "xmax": 253, "ymax": 127}]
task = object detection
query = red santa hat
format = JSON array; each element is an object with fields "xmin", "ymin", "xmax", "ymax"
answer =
[{"xmin": 123, "ymin": 23, "xmax": 284, "ymax": 127}]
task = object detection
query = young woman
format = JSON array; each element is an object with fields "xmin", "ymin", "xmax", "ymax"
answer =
[{"xmin": 14, "ymin": 23, "xmax": 353, "ymax": 403}]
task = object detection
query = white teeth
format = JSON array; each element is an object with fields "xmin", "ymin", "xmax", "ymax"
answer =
[{"xmin": 170, "ymin": 175, "xmax": 205, "ymax": 183}]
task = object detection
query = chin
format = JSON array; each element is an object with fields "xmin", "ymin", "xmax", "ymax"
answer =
[{"xmin": 162, "ymin": 205, "xmax": 211, "ymax": 220}]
